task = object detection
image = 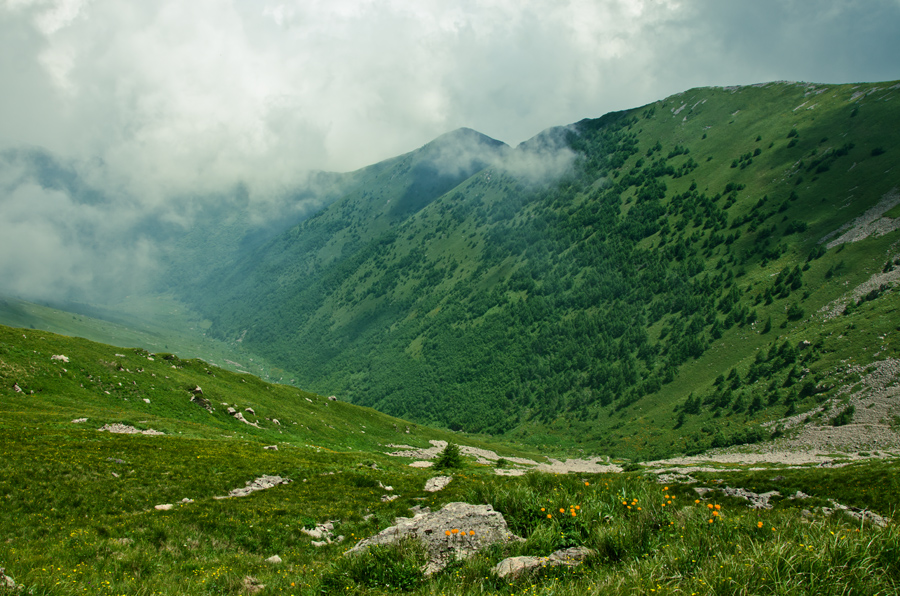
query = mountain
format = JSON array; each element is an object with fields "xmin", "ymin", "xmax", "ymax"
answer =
[{"xmin": 179, "ymin": 80, "xmax": 900, "ymax": 457}]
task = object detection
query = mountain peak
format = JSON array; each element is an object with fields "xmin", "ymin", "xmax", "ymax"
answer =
[{"xmin": 426, "ymin": 127, "xmax": 507, "ymax": 150}]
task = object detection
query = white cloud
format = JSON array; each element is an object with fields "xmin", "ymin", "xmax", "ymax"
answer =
[{"xmin": 0, "ymin": 0, "xmax": 898, "ymax": 301}]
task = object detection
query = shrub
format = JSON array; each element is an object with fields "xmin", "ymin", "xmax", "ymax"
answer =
[
  {"xmin": 435, "ymin": 443, "xmax": 464, "ymax": 469},
  {"xmin": 831, "ymin": 405, "xmax": 855, "ymax": 427},
  {"xmin": 787, "ymin": 303, "xmax": 804, "ymax": 321}
]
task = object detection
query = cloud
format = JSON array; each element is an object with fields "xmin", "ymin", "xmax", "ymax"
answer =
[
  {"xmin": 4, "ymin": 0, "xmax": 899, "ymax": 176},
  {"xmin": 0, "ymin": 155, "xmax": 159, "ymax": 301},
  {"xmin": 0, "ymin": 0, "xmax": 898, "ymax": 302}
]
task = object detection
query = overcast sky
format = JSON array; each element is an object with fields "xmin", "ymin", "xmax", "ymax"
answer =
[{"xmin": 2, "ymin": 0, "xmax": 900, "ymax": 302}]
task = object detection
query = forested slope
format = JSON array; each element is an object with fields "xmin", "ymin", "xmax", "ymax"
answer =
[{"xmin": 187, "ymin": 80, "xmax": 900, "ymax": 456}]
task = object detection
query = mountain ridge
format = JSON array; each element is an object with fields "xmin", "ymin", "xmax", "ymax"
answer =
[{"xmin": 174, "ymin": 79, "xmax": 900, "ymax": 457}]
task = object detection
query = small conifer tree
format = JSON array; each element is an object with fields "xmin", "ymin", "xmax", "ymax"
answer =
[{"xmin": 435, "ymin": 443, "xmax": 463, "ymax": 469}]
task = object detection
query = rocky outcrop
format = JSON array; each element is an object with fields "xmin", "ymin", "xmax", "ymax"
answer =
[
  {"xmin": 1, "ymin": 567, "xmax": 20, "ymax": 591},
  {"xmin": 494, "ymin": 547, "xmax": 595, "ymax": 579},
  {"xmin": 190, "ymin": 387, "xmax": 214, "ymax": 412},
  {"xmin": 218, "ymin": 475, "xmax": 291, "ymax": 499},
  {"xmin": 345, "ymin": 502, "xmax": 523, "ymax": 575},
  {"xmin": 241, "ymin": 576, "xmax": 265, "ymax": 594},
  {"xmin": 98, "ymin": 423, "xmax": 164, "ymax": 436},
  {"xmin": 233, "ymin": 411, "xmax": 261, "ymax": 428},
  {"xmin": 823, "ymin": 500, "xmax": 890, "ymax": 527},
  {"xmin": 719, "ymin": 487, "xmax": 781, "ymax": 510},
  {"xmin": 424, "ymin": 476, "xmax": 452, "ymax": 492},
  {"xmin": 302, "ymin": 521, "xmax": 344, "ymax": 546}
]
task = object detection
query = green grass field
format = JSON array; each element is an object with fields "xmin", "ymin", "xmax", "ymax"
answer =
[{"xmin": 1, "ymin": 324, "xmax": 899, "ymax": 595}]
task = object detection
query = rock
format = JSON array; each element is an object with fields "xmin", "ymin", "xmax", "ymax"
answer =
[
  {"xmin": 51, "ymin": 354, "xmax": 69, "ymax": 363},
  {"xmin": 311, "ymin": 540, "xmax": 328, "ymax": 548},
  {"xmin": 190, "ymin": 394, "xmax": 213, "ymax": 412},
  {"xmin": 272, "ymin": 418, "xmax": 280, "ymax": 425},
  {"xmin": 71, "ymin": 418, "xmax": 87, "ymax": 423},
  {"xmin": 824, "ymin": 500, "xmax": 890, "ymax": 527},
  {"xmin": 328, "ymin": 395, "xmax": 337, "ymax": 401},
  {"xmin": 227, "ymin": 407, "xmax": 237, "ymax": 415},
  {"xmin": 241, "ymin": 576, "xmax": 265, "ymax": 594},
  {"xmin": 494, "ymin": 546, "xmax": 595, "ymax": 579},
  {"xmin": 409, "ymin": 461, "xmax": 434, "ymax": 468},
  {"xmin": 378, "ymin": 481, "xmax": 393, "ymax": 491},
  {"xmin": 265, "ymin": 555, "xmax": 282, "ymax": 564},
  {"xmin": 1, "ymin": 567, "xmax": 19, "ymax": 590},
  {"xmin": 143, "ymin": 398, "xmax": 150, "ymax": 404},
  {"xmin": 424, "ymin": 476, "xmax": 453, "ymax": 492},
  {"xmin": 191, "ymin": 386, "xmax": 203, "ymax": 395},
  {"xmin": 720, "ymin": 487, "xmax": 781, "ymax": 509},
  {"xmin": 181, "ymin": 498, "xmax": 194, "ymax": 503},
  {"xmin": 155, "ymin": 504, "xmax": 174, "ymax": 511},
  {"xmin": 13, "ymin": 383, "xmax": 22, "ymax": 393},
  {"xmin": 245, "ymin": 407, "xmax": 255, "ymax": 415},
  {"xmin": 381, "ymin": 495, "xmax": 399, "ymax": 502},
  {"xmin": 263, "ymin": 445, "xmax": 278, "ymax": 451},
  {"xmin": 225, "ymin": 475, "xmax": 291, "ymax": 498},
  {"xmin": 345, "ymin": 502, "xmax": 524, "ymax": 575},
  {"xmin": 233, "ymin": 412, "xmax": 261, "ymax": 428},
  {"xmin": 302, "ymin": 522, "xmax": 337, "ymax": 542},
  {"xmin": 98, "ymin": 423, "xmax": 164, "ymax": 436}
]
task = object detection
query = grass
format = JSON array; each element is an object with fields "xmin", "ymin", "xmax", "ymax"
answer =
[
  {"xmin": 0, "ymin": 293, "xmax": 283, "ymax": 384},
  {"xmin": 2, "ymin": 435, "xmax": 898, "ymax": 595},
  {"xmin": 1, "ymin": 325, "xmax": 898, "ymax": 594}
]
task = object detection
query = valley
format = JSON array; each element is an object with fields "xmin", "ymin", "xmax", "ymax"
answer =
[
  {"xmin": 174, "ymin": 80, "xmax": 900, "ymax": 458},
  {"xmin": 2, "ymin": 79, "xmax": 900, "ymax": 595}
]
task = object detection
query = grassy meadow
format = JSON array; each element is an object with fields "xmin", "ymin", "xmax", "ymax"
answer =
[{"xmin": 1, "ymin": 324, "xmax": 899, "ymax": 595}]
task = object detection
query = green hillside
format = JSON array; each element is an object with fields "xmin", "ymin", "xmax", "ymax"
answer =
[
  {"xmin": 185, "ymin": 81, "xmax": 900, "ymax": 457},
  {"xmin": 1, "ymin": 325, "xmax": 899, "ymax": 596}
]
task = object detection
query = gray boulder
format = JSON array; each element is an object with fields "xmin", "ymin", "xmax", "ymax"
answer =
[
  {"xmin": 345, "ymin": 502, "xmax": 523, "ymax": 575},
  {"xmin": 1, "ymin": 567, "xmax": 19, "ymax": 590},
  {"xmin": 494, "ymin": 546, "xmax": 595, "ymax": 579},
  {"xmin": 424, "ymin": 476, "xmax": 452, "ymax": 492},
  {"xmin": 226, "ymin": 475, "xmax": 291, "ymax": 498}
]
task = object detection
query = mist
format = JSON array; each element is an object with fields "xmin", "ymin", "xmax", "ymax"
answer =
[{"xmin": 1, "ymin": 0, "xmax": 898, "ymax": 304}]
